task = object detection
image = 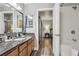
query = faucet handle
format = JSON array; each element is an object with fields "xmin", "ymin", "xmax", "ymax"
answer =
[{"xmin": 72, "ymin": 39, "xmax": 77, "ymax": 42}]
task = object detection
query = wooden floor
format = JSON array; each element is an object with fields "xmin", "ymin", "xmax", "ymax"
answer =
[{"xmin": 32, "ymin": 38, "xmax": 53, "ymax": 56}]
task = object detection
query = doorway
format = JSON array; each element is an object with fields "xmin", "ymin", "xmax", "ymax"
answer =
[{"xmin": 38, "ymin": 9, "xmax": 53, "ymax": 56}]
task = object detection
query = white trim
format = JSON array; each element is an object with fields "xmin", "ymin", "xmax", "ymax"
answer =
[
  {"xmin": 37, "ymin": 8, "xmax": 53, "ymax": 11},
  {"xmin": 53, "ymin": 3, "xmax": 60, "ymax": 56},
  {"xmin": 34, "ymin": 47, "xmax": 38, "ymax": 51},
  {"xmin": 2, "ymin": 11, "xmax": 13, "ymax": 14}
]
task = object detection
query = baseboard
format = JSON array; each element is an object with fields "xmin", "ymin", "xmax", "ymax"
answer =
[{"xmin": 34, "ymin": 48, "xmax": 39, "ymax": 51}]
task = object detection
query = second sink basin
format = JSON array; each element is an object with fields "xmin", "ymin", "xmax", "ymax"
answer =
[
  {"xmin": 5, "ymin": 38, "xmax": 25, "ymax": 42},
  {"xmin": 5, "ymin": 36, "xmax": 32, "ymax": 42},
  {"xmin": 13, "ymin": 38, "xmax": 25, "ymax": 41}
]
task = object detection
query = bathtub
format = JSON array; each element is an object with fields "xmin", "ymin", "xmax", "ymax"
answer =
[{"xmin": 60, "ymin": 44, "xmax": 79, "ymax": 56}]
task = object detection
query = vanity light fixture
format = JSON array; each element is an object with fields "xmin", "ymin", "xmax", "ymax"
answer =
[
  {"xmin": 28, "ymin": 15, "xmax": 33, "ymax": 19},
  {"xmin": 5, "ymin": 4, "xmax": 10, "ymax": 7},
  {"xmin": 17, "ymin": 6, "xmax": 22, "ymax": 10},
  {"xmin": 9, "ymin": 3, "xmax": 17, "ymax": 7},
  {"xmin": 9, "ymin": 3, "xmax": 22, "ymax": 11}
]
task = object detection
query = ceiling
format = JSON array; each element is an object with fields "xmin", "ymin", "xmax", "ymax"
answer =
[{"xmin": 60, "ymin": 3, "xmax": 79, "ymax": 7}]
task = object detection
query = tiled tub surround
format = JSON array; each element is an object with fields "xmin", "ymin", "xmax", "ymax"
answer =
[{"xmin": 0, "ymin": 35, "xmax": 33, "ymax": 55}]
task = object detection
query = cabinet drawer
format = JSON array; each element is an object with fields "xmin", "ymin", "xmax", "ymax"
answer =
[
  {"xmin": 28, "ymin": 44, "xmax": 32, "ymax": 56},
  {"xmin": 19, "ymin": 42, "xmax": 27, "ymax": 52}
]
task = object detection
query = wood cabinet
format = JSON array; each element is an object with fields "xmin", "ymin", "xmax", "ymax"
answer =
[
  {"xmin": 19, "ymin": 47, "xmax": 27, "ymax": 56},
  {"xmin": 27, "ymin": 38, "xmax": 34, "ymax": 56},
  {"xmin": 7, "ymin": 47, "xmax": 18, "ymax": 56},
  {"xmin": 1, "ymin": 46, "xmax": 18, "ymax": 56},
  {"xmin": 19, "ymin": 41, "xmax": 27, "ymax": 52},
  {"xmin": 1, "ymin": 37, "xmax": 34, "ymax": 56},
  {"xmin": 19, "ymin": 41, "xmax": 28, "ymax": 56},
  {"xmin": 28, "ymin": 44, "xmax": 32, "ymax": 56},
  {"xmin": 32, "ymin": 38, "xmax": 34, "ymax": 50}
]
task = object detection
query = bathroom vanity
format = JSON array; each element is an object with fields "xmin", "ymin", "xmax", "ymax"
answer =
[
  {"xmin": 0, "ymin": 35, "xmax": 34, "ymax": 56},
  {"xmin": 0, "ymin": 4, "xmax": 35, "ymax": 56}
]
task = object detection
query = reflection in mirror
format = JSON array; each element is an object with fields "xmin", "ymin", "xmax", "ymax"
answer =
[
  {"xmin": 0, "ymin": 3, "xmax": 14, "ymax": 34},
  {"xmin": 0, "ymin": 3, "xmax": 23, "ymax": 34},
  {"xmin": 17, "ymin": 11, "xmax": 23, "ymax": 32},
  {"xmin": 4, "ymin": 13, "xmax": 13, "ymax": 33}
]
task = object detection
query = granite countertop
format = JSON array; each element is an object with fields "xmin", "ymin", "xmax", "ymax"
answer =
[{"xmin": 0, "ymin": 35, "xmax": 33, "ymax": 55}]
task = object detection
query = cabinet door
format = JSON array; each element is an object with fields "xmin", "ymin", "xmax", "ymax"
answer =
[
  {"xmin": 32, "ymin": 39, "xmax": 34, "ymax": 50},
  {"xmin": 19, "ymin": 42, "xmax": 27, "ymax": 52},
  {"xmin": 7, "ymin": 47, "xmax": 18, "ymax": 56},
  {"xmin": 28, "ymin": 44, "xmax": 32, "ymax": 56},
  {"xmin": 19, "ymin": 47, "xmax": 27, "ymax": 56}
]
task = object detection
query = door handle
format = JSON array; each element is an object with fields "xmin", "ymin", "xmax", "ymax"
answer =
[{"xmin": 55, "ymin": 34, "xmax": 60, "ymax": 36}]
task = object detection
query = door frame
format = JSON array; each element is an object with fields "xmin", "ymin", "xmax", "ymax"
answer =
[
  {"xmin": 53, "ymin": 3, "xmax": 60, "ymax": 56},
  {"xmin": 37, "ymin": 8, "xmax": 53, "ymax": 51}
]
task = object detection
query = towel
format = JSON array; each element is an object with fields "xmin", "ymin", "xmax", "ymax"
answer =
[{"xmin": 71, "ymin": 48, "xmax": 78, "ymax": 56}]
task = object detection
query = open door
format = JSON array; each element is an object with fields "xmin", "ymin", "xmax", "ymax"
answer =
[{"xmin": 53, "ymin": 3, "xmax": 60, "ymax": 56}]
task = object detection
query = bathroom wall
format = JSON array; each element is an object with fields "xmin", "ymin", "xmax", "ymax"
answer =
[
  {"xmin": 0, "ymin": 12, "xmax": 5, "ymax": 34},
  {"xmin": 61, "ymin": 6, "xmax": 79, "ymax": 50},
  {"xmin": 24, "ymin": 3, "xmax": 54, "ymax": 50}
]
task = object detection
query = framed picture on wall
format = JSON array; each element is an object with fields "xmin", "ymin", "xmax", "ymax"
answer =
[
  {"xmin": 25, "ymin": 16, "xmax": 33, "ymax": 28},
  {"xmin": 29, "ymin": 20, "xmax": 33, "ymax": 27}
]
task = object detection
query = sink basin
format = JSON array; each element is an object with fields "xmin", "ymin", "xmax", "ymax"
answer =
[
  {"xmin": 13, "ymin": 38, "xmax": 25, "ymax": 41},
  {"xmin": 5, "ymin": 38, "xmax": 25, "ymax": 42},
  {"xmin": 25, "ymin": 36, "xmax": 32, "ymax": 39},
  {"xmin": 4, "ymin": 36, "xmax": 32, "ymax": 42},
  {"xmin": 5, "ymin": 39, "xmax": 13, "ymax": 42}
]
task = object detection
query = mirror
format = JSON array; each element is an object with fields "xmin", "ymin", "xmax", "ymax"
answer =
[
  {"xmin": 4, "ymin": 13, "xmax": 13, "ymax": 33},
  {"xmin": 0, "ymin": 3, "xmax": 23, "ymax": 34},
  {"xmin": 17, "ymin": 11, "xmax": 23, "ymax": 32}
]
